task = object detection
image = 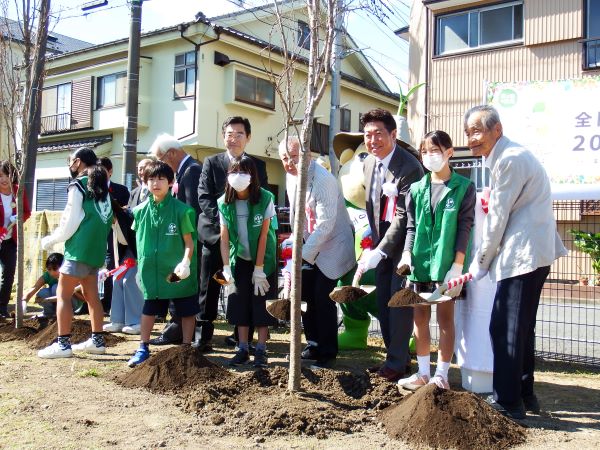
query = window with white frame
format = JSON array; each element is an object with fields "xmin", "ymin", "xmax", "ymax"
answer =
[
  {"xmin": 174, "ymin": 51, "xmax": 196, "ymax": 98},
  {"xmin": 298, "ymin": 20, "xmax": 310, "ymax": 50},
  {"xmin": 97, "ymin": 72, "xmax": 126, "ymax": 108},
  {"xmin": 41, "ymin": 83, "xmax": 72, "ymax": 133},
  {"xmin": 340, "ymin": 107, "xmax": 351, "ymax": 132},
  {"xmin": 436, "ymin": 1, "xmax": 523, "ymax": 56},
  {"xmin": 235, "ymin": 71, "xmax": 275, "ymax": 110},
  {"xmin": 585, "ymin": 0, "xmax": 600, "ymax": 68}
]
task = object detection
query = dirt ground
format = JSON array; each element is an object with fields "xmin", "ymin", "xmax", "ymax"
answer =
[{"xmin": 0, "ymin": 310, "xmax": 599, "ymax": 450}]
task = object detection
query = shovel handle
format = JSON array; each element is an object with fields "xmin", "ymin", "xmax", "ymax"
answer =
[
  {"xmin": 352, "ymin": 265, "xmax": 364, "ymax": 287},
  {"xmin": 446, "ymin": 272, "xmax": 473, "ymax": 289}
]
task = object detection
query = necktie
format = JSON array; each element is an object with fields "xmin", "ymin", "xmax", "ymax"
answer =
[
  {"xmin": 373, "ymin": 162, "xmax": 384, "ymax": 219},
  {"xmin": 140, "ymin": 186, "xmax": 148, "ymax": 202}
]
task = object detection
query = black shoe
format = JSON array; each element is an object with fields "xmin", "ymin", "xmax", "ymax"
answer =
[
  {"xmin": 486, "ymin": 396, "xmax": 526, "ymax": 420},
  {"xmin": 301, "ymin": 344, "xmax": 319, "ymax": 360},
  {"xmin": 148, "ymin": 334, "xmax": 183, "ymax": 346},
  {"xmin": 248, "ymin": 343, "xmax": 256, "ymax": 356},
  {"xmin": 191, "ymin": 340, "xmax": 213, "ymax": 352},
  {"xmin": 253, "ymin": 349, "xmax": 268, "ymax": 368},
  {"xmin": 310, "ymin": 358, "xmax": 336, "ymax": 370},
  {"xmin": 224, "ymin": 335, "xmax": 237, "ymax": 347},
  {"xmin": 0, "ymin": 306, "xmax": 9, "ymax": 318},
  {"xmin": 523, "ymin": 394, "xmax": 541, "ymax": 414},
  {"xmin": 229, "ymin": 348, "xmax": 250, "ymax": 366}
]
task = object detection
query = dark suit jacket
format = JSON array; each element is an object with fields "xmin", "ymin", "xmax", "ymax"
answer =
[
  {"xmin": 175, "ymin": 156, "xmax": 203, "ymax": 222},
  {"xmin": 197, "ymin": 152, "xmax": 268, "ymax": 246},
  {"xmin": 364, "ymin": 144, "xmax": 423, "ymax": 263},
  {"xmin": 128, "ymin": 185, "xmax": 146, "ymax": 208},
  {"xmin": 109, "ymin": 181, "xmax": 130, "ymax": 207}
]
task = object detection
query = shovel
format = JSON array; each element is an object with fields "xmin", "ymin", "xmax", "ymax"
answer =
[
  {"xmin": 329, "ymin": 265, "xmax": 375, "ymax": 304},
  {"xmin": 266, "ymin": 298, "xmax": 307, "ymax": 321},
  {"xmin": 389, "ymin": 273, "xmax": 473, "ymax": 307}
]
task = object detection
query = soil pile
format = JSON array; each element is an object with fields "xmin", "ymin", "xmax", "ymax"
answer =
[
  {"xmin": 0, "ymin": 317, "xmax": 48, "ymax": 343},
  {"xmin": 116, "ymin": 345, "xmax": 230, "ymax": 393},
  {"xmin": 330, "ymin": 286, "xmax": 367, "ymax": 304},
  {"xmin": 380, "ymin": 384, "xmax": 526, "ymax": 449},
  {"xmin": 266, "ymin": 299, "xmax": 290, "ymax": 321},
  {"xmin": 396, "ymin": 264, "xmax": 411, "ymax": 276},
  {"xmin": 181, "ymin": 366, "xmax": 402, "ymax": 439},
  {"xmin": 388, "ymin": 288, "xmax": 421, "ymax": 307},
  {"xmin": 29, "ymin": 319, "xmax": 126, "ymax": 349}
]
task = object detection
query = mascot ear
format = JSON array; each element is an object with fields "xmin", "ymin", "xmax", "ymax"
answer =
[{"xmin": 339, "ymin": 148, "xmax": 355, "ymax": 165}]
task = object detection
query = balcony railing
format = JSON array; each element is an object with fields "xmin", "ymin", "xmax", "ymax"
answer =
[
  {"xmin": 41, "ymin": 112, "xmax": 72, "ymax": 135},
  {"xmin": 583, "ymin": 37, "xmax": 600, "ymax": 70}
]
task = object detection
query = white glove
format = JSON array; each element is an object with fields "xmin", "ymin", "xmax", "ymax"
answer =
[
  {"xmin": 41, "ymin": 235, "xmax": 54, "ymax": 251},
  {"xmin": 443, "ymin": 262, "xmax": 464, "ymax": 297},
  {"xmin": 468, "ymin": 257, "xmax": 488, "ymax": 281},
  {"xmin": 98, "ymin": 268, "xmax": 110, "ymax": 282},
  {"xmin": 358, "ymin": 248, "xmax": 385, "ymax": 272},
  {"xmin": 252, "ymin": 265, "xmax": 270, "ymax": 297},
  {"xmin": 9, "ymin": 214, "xmax": 17, "ymax": 224},
  {"xmin": 397, "ymin": 251, "xmax": 413, "ymax": 274},
  {"xmin": 222, "ymin": 264, "xmax": 234, "ymax": 285},
  {"xmin": 174, "ymin": 258, "xmax": 191, "ymax": 280}
]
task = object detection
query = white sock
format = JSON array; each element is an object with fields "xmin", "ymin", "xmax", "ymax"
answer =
[
  {"xmin": 417, "ymin": 354, "xmax": 431, "ymax": 378},
  {"xmin": 435, "ymin": 360, "xmax": 451, "ymax": 379}
]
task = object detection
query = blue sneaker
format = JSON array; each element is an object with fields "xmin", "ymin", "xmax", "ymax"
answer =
[{"xmin": 127, "ymin": 347, "xmax": 150, "ymax": 367}]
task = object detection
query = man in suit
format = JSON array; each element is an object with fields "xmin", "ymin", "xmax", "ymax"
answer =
[
  {"xmin": 197, "ymin": 116, "xmax": 268, "ymax": 350},
  {"xmin": 278, "ymin": 136, "xmax": 355, "ymax": 368},
  {"xmin": 465, "ymin": 105, "xmax": 566, "ymax": 420},
  {"xmin": 128, "ymin": 158, "xmax": 153, "ymax": 208},
  {"xmin": 357, "ymin": 108, "xmax": 424, "ymax": 382},
  {"xmin": 147, "ymin": 134, "xmax": 203, "ymax": 345},
  {"xmin": 98, "ymin": 157, "xmax": 130, "ymax": 314}
]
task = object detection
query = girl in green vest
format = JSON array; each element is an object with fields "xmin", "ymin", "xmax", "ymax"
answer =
[
  {"xmin": 218, "ymin": 156, "xmax": 277, "ymax": 368},
  {"xmin": 39, "ymin": 147, "xmax": 113, "ymax": 359},
  {"xmin": 397, "ymin": 131, "xmax": 476, "ymax": 391}
]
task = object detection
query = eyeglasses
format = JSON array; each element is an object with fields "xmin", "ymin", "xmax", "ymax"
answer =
[
  {"xmin": 157, "ymin": 150, "xmax": 170, "ymax": 162},
  {"xmin": 224, "ymin": 132, "xmax": 246, "ymax": 140},
  {"xmin": 67, "ymin": 157, "xmax": 79, "ymax": 167}
]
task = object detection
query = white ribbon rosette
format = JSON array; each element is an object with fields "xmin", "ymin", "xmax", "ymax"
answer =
[{"xmin": 381, "ymin": 181, "xmax": 398, "ymax": 223}]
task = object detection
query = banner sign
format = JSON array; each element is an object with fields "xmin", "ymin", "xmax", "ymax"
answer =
[{"xmin": 487, "ymin": 77, "xmax": 600, "ymax": 199}]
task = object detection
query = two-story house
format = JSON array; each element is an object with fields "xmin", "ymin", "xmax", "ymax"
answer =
[{"xmin": 34, "ymin": 3, "xmax": 398, "ymax": 210}]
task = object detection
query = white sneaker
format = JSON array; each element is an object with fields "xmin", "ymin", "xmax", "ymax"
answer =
[
  {"xmin": 72, "ymin": 337, "xmax": 106, "ymax": 354},
  {"xmin": 103, "ymin": 322, "xmax": 125, "ymax": 332},
  {"xmin": 121, "ymin": 324, "xmax": 141, "ymax": 335},
  {"xmin": 397, "ymin": 373, "xmax": 430, "ymax": 391},
  {"xmin": 428, "ymin": 374, "xmax": 450, "ymax": 390},
  {"xmin": 38, "ymin": 342, "xmax": 73, "ymax": 359}
]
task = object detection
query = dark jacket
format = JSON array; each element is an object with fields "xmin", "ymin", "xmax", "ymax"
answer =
[{"xmin": 174, "ymin": 156, "xmax": 202, "ymax": 222}]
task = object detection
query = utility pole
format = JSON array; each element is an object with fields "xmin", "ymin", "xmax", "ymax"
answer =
[
  {"xmin": 327, "ymin": 2, "xmax": 344, "ymax": 176},
  {"xmin": 122, "ymin": 0, "xmax": 145, "ymax": 190}
]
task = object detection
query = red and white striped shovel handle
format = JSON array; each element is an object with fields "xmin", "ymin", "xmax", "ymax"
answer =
[{"xmin": 445, "ymin": 272, "xmax": 473, "ymax": 289}]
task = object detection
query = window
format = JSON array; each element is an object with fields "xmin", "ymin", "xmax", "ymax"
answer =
[
  {"xmin": 358, "ymin": 113, "xmax": 364, "ymax": 132},
  {"xmin": 97, "ymin": 72, "xmax": 126, "ymax": 108},
  {"xmin": 298, "ymin": 20, "xmax": 310, "ymax": 50},
  {"xmin": 585, "ymin": 0, "xmax": 600, "ymax": 69},
  {"xmin": 436, "ymin": 1, "xmax": 523, "ymax": 55},
  {"xmin": 36, "ymin": 178, "xmax": 69, "ymax": 211},
  {"xmin": 311, "ymin": 120, "xmax": 329, "ymax": 155},
  {"xmin": 174, "ymin": 51, "xmax": 196, "ymax": 98},
  {"xmin": 41, "ymin": 83, "xmax": 72, "ymax": 133},
  {"xmin": 235, "ymin": 71, "xmax": 275, "ymax": 110},
  {"xmin": 340, "ymin": 107, "xmax": 351, "ymax": 132}
]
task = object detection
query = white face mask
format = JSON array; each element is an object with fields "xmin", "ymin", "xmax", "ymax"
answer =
[
  {"xmin": 228, "ymin": 173, "xmax": 251, "ymax": 192},
  {"xmin": 422, "ymin": 153, "xmax": 446, "ymax": 173}
]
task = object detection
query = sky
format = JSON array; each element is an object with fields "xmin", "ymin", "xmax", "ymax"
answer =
[{"xmin": 7, "ymin": 0, "xmax": 411, "ymax": 92}]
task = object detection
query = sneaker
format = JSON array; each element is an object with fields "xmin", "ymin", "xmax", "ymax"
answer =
[
  {"xmin": 310, "ymin": 358, "xmax": 336, "ymax": 370},
  {"xmin": 253, "ymin": 349, "xmax": 268, "ymax": 368},
  {"xmin": 127, "ymin": 347, "xmax": 150, "ymax": 367},
  {"xmin": 397, "ymin": 373, "xmax": 430, "ymax": 391},
  {"xmin": 485, "ymin": 395, "xmax": 526, "ymax": 420},
  {"xmin": 38, "ymin": 342, "xmax": 73, "ymax": 359},
  {"xmin": 72, "ymin": 338, "xmax": 106, "ymax": 355},
  {"xmin": 428, "ymin": 374, "xmax": 450, "ymax": 390},
  {"xmin": 103, "ymin": 322, "xmax": 125, "ymax": 332},
  {"xmin": 300, "ymin": 344, "xmax": 319, "ymax": 360},
  {"xmin": 229, "ymin": 348, "xmax": 250, "ymax": 366},
  {"xmin": 121, "ymin": 324, "xmax": 141, "ymax": 335}
]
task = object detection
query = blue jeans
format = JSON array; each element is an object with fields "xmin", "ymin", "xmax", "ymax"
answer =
[
  {"xmin": 38, "ymin": 285, "xmax": 81, "ymax": 317},
  {"xmin": 109, "ymin": 266, "xmax": 143, "ymax": 326}
]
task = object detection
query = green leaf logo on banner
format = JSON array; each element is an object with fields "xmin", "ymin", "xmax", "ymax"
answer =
[{"xmin": 498, "ymin": 89, "xmax": 517, "ymax": 107}]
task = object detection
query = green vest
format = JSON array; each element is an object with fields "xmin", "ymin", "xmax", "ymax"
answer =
[
  {"xmin": 64, "ymin": 176, "xmax": 113, "ymax": 268},
  {"xmin": 218, "ymin": 188, "xmax": 278, "ymax": 277},
  {"xmin": 133, "ymin": 194, "xmax": 198, "ymax": 300},
  {"xmin": 409, "ymin": 171, "xmax": 472, "ymax": 283}
]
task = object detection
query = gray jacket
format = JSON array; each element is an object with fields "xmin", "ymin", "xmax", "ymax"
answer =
[{"xmin": 477, "ymin": 136, "xmax": 567, "ymax": 282}]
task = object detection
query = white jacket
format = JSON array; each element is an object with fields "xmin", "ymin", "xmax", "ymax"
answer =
[{"xmin": 476, "ymin": 136, "xmax": 567, "ymax": 282}]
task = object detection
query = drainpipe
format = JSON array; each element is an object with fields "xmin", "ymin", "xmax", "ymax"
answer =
[{"xmin": 424, "ymin": 6, "xmax": 430, "ymax": 135}]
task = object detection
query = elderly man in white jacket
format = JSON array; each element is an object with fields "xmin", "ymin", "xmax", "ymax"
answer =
[{"xmin": 465, "ymin": 105, "xmax": 567, "ymax": 420}]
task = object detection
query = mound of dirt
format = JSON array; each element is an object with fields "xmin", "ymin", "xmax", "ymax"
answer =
[
  {"xmin": 116, "ymin": 345, "xmax": 230, "ymax": 393},
  {"xmin": 396, "ymin": 264, "xmax": 411, "ymax": 276},
  {"xmin": 29, "ymin": 319, "xmax": 126, "ymax": 349},
  {"xmin": 330, "ymin": 286, "xmax": 367, "ymax": 304},
  {"xmin": 266, "ymin": 299, "xmax": 290, "ymax": 321},
  {"xmin": 380, "ymin": 384, "xmax": 526, "ymax": 449},
  {"xmin": 0, "ymin": 317, "xmax": 48, "ymax": 342},
  {"xmin": 181, "ymin": 366, "xmax": 402, "ymax": 439},
  {"xmin": 388, "ymin": 288, "xmax": 421, "ymax": 307}
]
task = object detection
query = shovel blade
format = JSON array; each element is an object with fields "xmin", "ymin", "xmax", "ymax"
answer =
[{"xmin": 329, "ymin": 285, "xmax": 375, "ymax": 304}]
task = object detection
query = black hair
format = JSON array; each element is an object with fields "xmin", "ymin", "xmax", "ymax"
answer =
[
  {"xmin": 0, "ymin": 160, "xmax": 18, "ymax": 184},
  {"xmin": 71, "ymin": 146, "xmax": 98, "ymax": 167},
  {"xmin": 97, "ymin": 156, "xmax": 113, "ymax": 172},
  {"xmin": 45, "ymin": 252, "xmax": 64, "ymax": 270},
  {"xmin": 420, "ymin": 130, "xmax": 453, "ymax": 153},
  {"xmin": 86, "ymin": 166, "xmax": 110, "ymax": 202},
  {"xmin": 222, "ymin": 116, "xmax": 251, "ymax": 136},
  {"xmin": 360, "ymin": 108, "xmax": 396, "ymax": 133},
  {"xmin": 143, "ymin": 160, "xmax": 174, "ymax": 183},
  {"xmin": 224, "ymin": 155, "xmax": 261, "ymax": 205}
]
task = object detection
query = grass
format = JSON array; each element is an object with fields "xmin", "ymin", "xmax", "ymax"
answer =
[{"xmin": 76, "ymin": 368, "xmax": 100, "ymax": 378}]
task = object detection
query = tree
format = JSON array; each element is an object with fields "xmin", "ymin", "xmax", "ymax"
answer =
[{"xmin": 0, "ymin": 0, "xmax": 51, "ymax": 327}]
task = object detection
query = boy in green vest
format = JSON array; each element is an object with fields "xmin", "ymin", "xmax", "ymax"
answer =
[
  {"xmin": 127, "ymin": 161, "xmax": 199, "ymax": 367},
  {"xmin": 397, "ymin": 130, "xmax": 475, "ymax": 391}
]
